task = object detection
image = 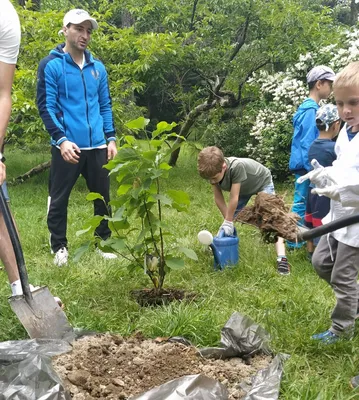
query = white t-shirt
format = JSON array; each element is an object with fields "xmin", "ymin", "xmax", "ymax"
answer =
[{"xmin": 0, "ymin": 0, "xmax": 21, "ymax": 64}]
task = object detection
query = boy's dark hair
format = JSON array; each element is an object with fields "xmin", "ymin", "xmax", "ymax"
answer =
[
  {"xmin": 308, "ymin": 81, "xmax": 316, "ymax": 90},
  {"xmin": 308, "ymin": 79, "xmax": 330, "ymax": 91},
  {"xmin": 316, "ymin": 119, "xmax": 337, "ymax": 131}
]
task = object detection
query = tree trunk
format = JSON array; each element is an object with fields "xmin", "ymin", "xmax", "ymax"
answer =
[
  {"xmin": 9, "ymin": 160, "xmax": 50, "ymax": 185},
  {"xmin": 169, "ymin": 100, "xmax": 216, "ymax": 166}
]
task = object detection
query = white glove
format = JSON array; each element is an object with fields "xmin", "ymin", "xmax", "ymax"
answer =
[
  {"xmin": 297, "ymin": 160, "xmax": 337, "ymax": 188},
  {"xmin": 311, "ymin": 186, "xmax": 340, "ymax": 201},
  {"xmin": 218, "ymin": 220, "xmax": 234, "ymax": 236}
]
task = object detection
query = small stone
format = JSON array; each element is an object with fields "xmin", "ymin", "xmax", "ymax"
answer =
[
  {"xmin": 112, "ymin": 378, "xmax": 125, "ymax": 387},
  {"xmin": 67, "ymin": 370, "xmax": 90, "ymax": 387},
  {"xmin": 133, "ymin": 357, "xmax": 144, "ymax": 366}
]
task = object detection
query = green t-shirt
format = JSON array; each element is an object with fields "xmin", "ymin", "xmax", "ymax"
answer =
[{"xmin": 218, "ymin": 157, "xmax": 272, "ymax": 195}]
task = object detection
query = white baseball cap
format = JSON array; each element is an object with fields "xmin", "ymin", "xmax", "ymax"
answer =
[{"xmin": 63, "ymin": 9, "xmax": 98, "ymax": 30}]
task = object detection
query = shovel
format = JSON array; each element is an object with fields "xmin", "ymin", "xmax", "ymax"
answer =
[
  {"xmin": 296, "ymin": 213, "xmax": 359, "ymax": 242},
  {"xmin": 0, "ymin": 185, "xmax": 74, "ymax": 342}
]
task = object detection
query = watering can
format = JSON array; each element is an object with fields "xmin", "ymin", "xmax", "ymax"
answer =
[{"xmin": 198, "ymin": 229, "xmax": 239, "ymax": 270}]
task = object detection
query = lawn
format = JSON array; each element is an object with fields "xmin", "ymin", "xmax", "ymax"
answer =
[{"xmin": 0, "ymin": 144, "xmax": 358, "ymax": 399}]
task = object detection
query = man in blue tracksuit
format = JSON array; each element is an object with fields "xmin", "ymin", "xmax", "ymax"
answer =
[
  {"xmin": 37, "ymin": 9, "xmax": 118, "ymax": 266},
  {"xmin": 287, "ymin": 65, "xmax": 335, "ymax": 249}
]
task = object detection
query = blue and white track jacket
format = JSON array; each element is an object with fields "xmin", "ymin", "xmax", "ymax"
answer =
[{"xmin": 36, "ymin": 44, "xmax": 116, "ymax": 148}]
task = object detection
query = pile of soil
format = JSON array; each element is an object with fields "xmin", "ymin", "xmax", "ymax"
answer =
[
  {"xmin": 235, "ymin": 192, "xmax": 300, "ymax": 243},
  {"xmin": 52, "ymin": 334, "xmax": 272, "ymax": 400}
]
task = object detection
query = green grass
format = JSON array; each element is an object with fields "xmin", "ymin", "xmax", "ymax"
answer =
[{"xmin": 1, "ymin": 145, "xmax": 359, "ymax": 399}]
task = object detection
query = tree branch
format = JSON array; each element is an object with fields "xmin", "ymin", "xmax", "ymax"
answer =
[
  {"xmin": 237, "ymin": 59, "xmax": 269, "ymax": 103},
  {"xmin": 190, "ymin": 0, "xmax": 199, "ymax": 31}
]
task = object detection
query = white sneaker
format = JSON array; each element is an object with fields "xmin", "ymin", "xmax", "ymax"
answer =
[
  {"xmin": 54, "ymin": 247, "xmax": 68, "ymax": 267},
  {"xmin": 96, "ymin": 248, "xmax": 117, "ymax": 260}
]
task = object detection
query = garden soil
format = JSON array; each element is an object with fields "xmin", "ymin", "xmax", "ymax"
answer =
[
  {"xmin": 52, "ymin": 333, "xmax": 272, "ymax": 400},
  {"xmin": 235, "ymin": 192, "xmax": 300, "ymax": 242}
]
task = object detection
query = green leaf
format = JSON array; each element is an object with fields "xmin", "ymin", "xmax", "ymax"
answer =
[
  {"xmin": 159, "ymin": 162, "xmax": 172, "ymax": 170},
  {"xmin": 167, "ymin": 189, "xmax": 190, "ymax": 205},
  {"xmin": 117, "ymin": 184, "xmax": 132, "ymax": 195},
  {"xmin": 86, "ymin": 192, "xmax": 104, "ymax": 201},
  {"xmin": 73, "ymin": 242, "xmax": 91, "ymax": 262},
  {"xmin": 150, "ymin": 169, "xmax": 164, "ymax": 179},
  {"xmin": 142, "ymin": 150, "xmax": 157, "ymax": 161},
  {"xmin": 108, "ymin": 219, "xmax": 131, "ymax": 231},
  {"xmin": 124, "ymin": 135, "xmax": 136, "ymax": 145},
  {"xmin": 88, "ymin": 215, "xmax": 104, "ymax": 228},
  {"xmin": 177, "ymin": 247, "xmax": 198, "ymax": 261},
  {"xmin": 100, "ymin": 237, "xmax": 126, "ymax": 251},
  {"xmin": 76, "ymin": 226, "xmax": 92, "ymax": 237},
  {"xmin": 117, "ymin": 147, "xmax": 140, "ymax": 162},
  {"xmin": 150, "ymin": 139, "xmax": 164, "ymax": 148},
  {"xmin": 152, "ymin": 194, "xmax": 173, "ymax": 205},
  {"xmin": 152, "ymin": 121, "xmax": 177, "ymax": 138},
  {"xmin": 125, "ymin": 117, "xmax": 150, "ymax": 130},
  {"xmin": 165, "ymin": 256, "xmax": 185, "ymax": 270}
]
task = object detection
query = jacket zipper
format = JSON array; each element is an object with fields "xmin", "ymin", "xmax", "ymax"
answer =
[{"xmin": 81, "ymin": 69, "xmax": 92, "ymax": 147}]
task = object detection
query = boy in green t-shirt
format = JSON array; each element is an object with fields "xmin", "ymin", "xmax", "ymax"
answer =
[{"xmin": 198, "ymin": 146, "xmax": 289, "ymax": 275}]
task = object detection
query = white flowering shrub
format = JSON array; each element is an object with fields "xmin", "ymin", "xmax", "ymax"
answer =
[{"xmin": 242, "ymin": 27, "xmax": 359, "ymax": 179}]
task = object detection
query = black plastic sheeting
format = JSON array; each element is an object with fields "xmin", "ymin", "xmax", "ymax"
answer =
[
  {"xmin": 199, "ymin": 311, "xmax": 271, "ymax": 359},
  {"xmin": 0, "ymin": 312, "xmax": 289, "ymax": 400}
]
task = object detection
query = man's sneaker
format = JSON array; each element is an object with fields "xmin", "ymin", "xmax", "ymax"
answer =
[
  {"xmin": 54, "ymin": 247, "xmax": 68, "ymax": 267},
  {"xmin": 96, "ymin": 248, "xmax": 117, "ymax": 260},
  {"xmin": 350, "ymin": 375, "xmax": 359, "ymax": 389},
  {"xmin": 277, "ymin": 257, "xmax": 290, "ymax": 275},
  {"xmin": 312, "ymin": 329, "xmax": 340, "ymax": 344}
]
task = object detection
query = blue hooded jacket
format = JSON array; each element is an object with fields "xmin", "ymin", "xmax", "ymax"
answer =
[
  {"xmin": 289, "ymin": 98, "xmax": 319, "ymax": 174},
  {"xmin": 36, "ymin": 44, "xmax": 115, "ymax": 148}
]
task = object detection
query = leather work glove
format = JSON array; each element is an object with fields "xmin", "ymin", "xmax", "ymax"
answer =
[
  {"xmin": 297, "ymin": 160, "xmax": 337, "ymax": 188},
  {"xmin": 311, "ymin": 185, "xmax": 340, "ymax": 201},
  {"xmin": 218, "ymin": 220, "xmax": 234, "ymax": 236}
]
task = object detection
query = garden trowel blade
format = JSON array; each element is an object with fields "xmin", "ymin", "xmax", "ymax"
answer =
[{"xmin": 9, "ymin": 286, "xmax": 75, "ymax": 342}]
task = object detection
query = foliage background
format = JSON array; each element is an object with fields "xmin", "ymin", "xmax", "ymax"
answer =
[{"xmin": 10, "ymin": 0, "xmax": 357, "ymax": 178}]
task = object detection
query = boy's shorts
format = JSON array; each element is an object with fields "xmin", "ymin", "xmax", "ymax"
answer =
[
  {"xmin": 1, "ymin": 181, "xmax": 10, "ymax": 202},
  {"xmin": 234, "ymin": 180, "xmax": 275, "ymax": 216}
]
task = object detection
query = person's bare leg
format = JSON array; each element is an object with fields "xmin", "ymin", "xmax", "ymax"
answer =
[
  {"xmin": 0, "ymin": 211, "xmax": 19, "ymax": 284},
  {"xmin": 275, "ymin": 236, "xmax": 286, "ymax": 256},
  {"xmin": 307, "ymin": 239, "xmax": 314, "ymax": 253}
]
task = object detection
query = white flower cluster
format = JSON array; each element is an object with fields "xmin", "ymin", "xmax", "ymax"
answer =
[
  {"xmin": 245, "ymin": 27, "xmax": 359, "ymax": 169},
  {"xmin": 329, "ymin": 29, "xmax": 359, "ymax": 71},
  {"xmin": 246, "ymin": 106, "xmax": 293, "ymax": 163}
]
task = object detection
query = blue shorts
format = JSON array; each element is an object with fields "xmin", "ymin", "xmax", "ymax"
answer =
[
  {"xmin": 235, "ymin": 181, "xmax": 275, "ymax": 216},
  {"xmin": 1, "ymin": 181, "xmax": 10, "ymax": 202}
]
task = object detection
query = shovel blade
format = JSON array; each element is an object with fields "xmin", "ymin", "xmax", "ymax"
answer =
[{"xmin": 9, "ymin": 286, "xmax": 74, "ymax": 342}]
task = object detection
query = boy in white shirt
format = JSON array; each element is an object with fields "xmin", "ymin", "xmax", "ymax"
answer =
[{"xmin": 300, "ymin": 61, "xmax": 359, "ymax": 344}]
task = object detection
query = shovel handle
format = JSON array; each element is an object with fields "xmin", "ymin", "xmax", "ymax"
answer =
[
  {"xmin": 299, "ymin": 213, "xmax": 359, "ymax": 241},
  {"xmin": 0, "ymin": 185, "xmax": 32, "ymax": 301}
]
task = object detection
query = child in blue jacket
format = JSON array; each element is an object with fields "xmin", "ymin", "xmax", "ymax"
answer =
[{"xmin": 287, "ymin": 65, "xmax": 335, "ymax": 249}]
